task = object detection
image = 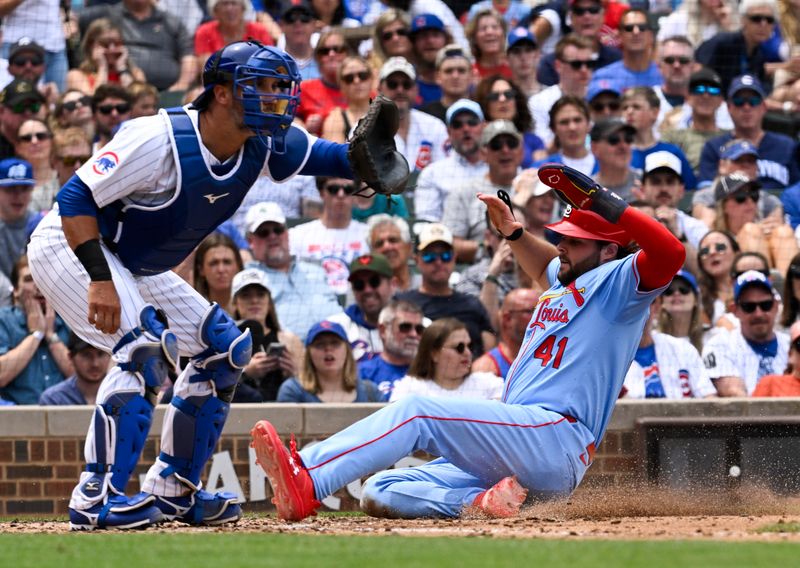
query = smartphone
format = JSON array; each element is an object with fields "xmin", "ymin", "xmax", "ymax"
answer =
[{"xmin": 266, "ymin": 342, "xmax": 285, "ymax": 358}]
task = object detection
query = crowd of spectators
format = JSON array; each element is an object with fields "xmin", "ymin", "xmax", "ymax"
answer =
[{"xmin": 2, "ymin": 0, "xmax": 800, "ymax": 407}]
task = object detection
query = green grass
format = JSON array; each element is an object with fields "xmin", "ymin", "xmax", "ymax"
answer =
[
  {"xmin": 758, "ymin": 521, "xmax": 800, "ymax": 533},
  {"xmin": 0, "ymin": 534, "xmax": 798, "ymax": 568}
]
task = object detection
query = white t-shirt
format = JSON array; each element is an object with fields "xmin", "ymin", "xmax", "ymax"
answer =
[
  {"xmin": 389, "ymin": 372, "xmax": 504, "ymax": 402},
  {"xmin": 289, "ymin": 219, "xmax": 369, "ymax": 295},
  {"xmin": 561, "ymin": 153, "xmax": 597, "ymax": 177},
  {"xmin": 528, "ymin": 85, "xmax": 562, "ymax": 146}
]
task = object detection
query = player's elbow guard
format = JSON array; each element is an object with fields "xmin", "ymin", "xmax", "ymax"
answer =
[{"xmin": 57, "ymin": 175, "xmax": 98, "ymax": 217}]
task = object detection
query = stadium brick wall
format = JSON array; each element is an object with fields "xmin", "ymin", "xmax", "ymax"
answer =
[{"xmin": 1, "ymin": 399, "xmax": 800, "ymax": 516}]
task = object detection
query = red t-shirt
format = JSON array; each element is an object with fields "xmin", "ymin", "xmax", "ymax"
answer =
[
  {"xmin": 473, "ymin": 61, "xmax": 513, "ymax": 80},
  {"xmin": 296, "ymin": 78, "xmax": 347, "ymax": 131},
  {"xmin": 194, "ymin": 21, "xmax": 274, "ymax": 56}
]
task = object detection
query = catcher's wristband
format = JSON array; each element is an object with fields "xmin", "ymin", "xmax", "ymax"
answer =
[
  {"xmin": 74, "ymin": 239, "xmax": 113, "ymax": 282},
  {"xmin": 496, "ymin": 189, "xmax": 524, "ymax": 241}
]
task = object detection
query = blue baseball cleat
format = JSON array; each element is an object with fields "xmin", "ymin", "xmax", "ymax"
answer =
[
  {"xmin": 69, "ymin": 493, "xmax": 164, "ymax": 531},
  {"xmin": 152, "ymin": 489, "xmax": 242, "ymax": 526}
]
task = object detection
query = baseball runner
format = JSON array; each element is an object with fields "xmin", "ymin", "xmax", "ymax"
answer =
[
  {"xmin": 251, "ymin": 164, "xmax": 685, "ymax": 520},
  {"xmin": 26, "ymin": 41, "xmax": 409, "ymax": 530}
]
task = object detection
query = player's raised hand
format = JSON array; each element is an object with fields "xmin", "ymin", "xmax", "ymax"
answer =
[
  {"xmin": 88, "ymin": 281, "xmax": 121, "ymax": 334},
  {"xmin": 478, "ymin": 192, "xmax": 523, "ymax": 239},
  {"xmin": 537, "ymin": 164, "xmax": 628, "ymax": 224}
]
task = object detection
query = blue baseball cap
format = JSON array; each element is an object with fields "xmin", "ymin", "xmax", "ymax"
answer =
[
  {"xmin": 728, "ymin": 74, "xmax": 765, "ymax": 100},
  {"xmin": 586, "ymin": 82, "xmax": 620, "ymax": 102},
  {"xmin": 672, "ymin": 269, "xmax": 699, "ymax": 295},
  {"xmin": 0, "ymin": 158, "xmax": 34, "ymax": 187},
  {"xmin": 305, "ymin": 320, "xmax": 348, "ymax": 346},
  {"xmin": 733, "ymin": 270, "xmax": 776, "ymax": 302},
  {"xmin": 410, "ymin": 14, "xmax": 445, "ymax": 35},
  {"xmin": 445, "ymin": 98, "xmax": 484, "ymax": 126},
  {"xmin": 507, "ymin": 27, "xmax": 537, "ymax": 51},
  {"xmin": 721, "ymin": 139, "xmax": 759, "ymax": 161}
]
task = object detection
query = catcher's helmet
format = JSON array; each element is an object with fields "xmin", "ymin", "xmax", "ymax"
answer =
[
  {"xmin": 193, "ymin": 41, "xmax": 302, "ymax": 154},
  {"xmin": 545, "ymin": 206, "xmax": 632, "ymax": 246}
]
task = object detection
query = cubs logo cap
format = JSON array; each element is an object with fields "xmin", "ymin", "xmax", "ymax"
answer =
[
  {"xmin": 728, "ymin": 74, "xmax": 765, "ymax": 100},
  {"xmin": 507, "ymin": 27, "xmax": 537, "ymax": 51},
  {"xmin": 0, "ymin": 158, "xmax": 35, "ymax": 187},
  {"xmin": 721, "ymin": 139, "xmax": 759, "ymax": 161},
  {"xmin": 231, "ymin": 268, "xmax": 272, "ymax": 299},
  {"xmin": 733, "ymin": 269, "xmax": 776, "ymax": 302},
  {"xmin": 410, "ymin": 13, "xmax": 445, "ymax": 35},
  {"xmin": 546, "ymin": 205, "xmax": 632, "ymax": 246},
  {"xmin": 305, "ymin": 320, "xmax": 348, "ymax": 346},
  {"xmin": 348, "ymin": 253, "xmax": 393, "ymax": 280}
]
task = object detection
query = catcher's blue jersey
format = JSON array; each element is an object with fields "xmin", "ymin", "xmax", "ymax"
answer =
[{"xmin": 503, "ymin": 253, "xmax": 664, "ymax": 443}]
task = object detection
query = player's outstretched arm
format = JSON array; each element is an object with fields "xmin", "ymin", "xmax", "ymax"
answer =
[
  {"xmin": 58, "ymin": 176, "xmax": 121, "ymax": 334},
  {"xmin": 477, "ymin": 192, "xmax": 559, "ymax": 284}
]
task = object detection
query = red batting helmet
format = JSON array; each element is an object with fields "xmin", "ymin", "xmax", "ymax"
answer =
[{"xmin": 546, "ymin": 206, "xmax": 632, "ymax": 246}]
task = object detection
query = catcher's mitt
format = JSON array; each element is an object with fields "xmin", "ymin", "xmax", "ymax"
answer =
[{"xmin": 347, "ymin": 95, "xmax": 410, "ymax": 196}]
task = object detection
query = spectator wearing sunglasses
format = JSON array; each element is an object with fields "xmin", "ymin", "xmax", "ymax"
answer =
[
  {"xmin": 278, "ymin": 0, "xmax": 320, "ymax": 80},
  {"xmin": 622, "ymin": 292, "xmax": 717, "ymax": 399},
  {"xmin": 589, "ymin": 9, "xmax": 662, "ymax": 95},
  {"xmin": 661, "ymin": 68, "xmax": 731, "ymax": 176},
  {"xmin": 536, "ymin": 0, "xmax": 622, "ymax": 88},
  {"xmin": 586, "ymin": 84, "xmax": 622, "ymax": 123},
  {"xmin": 359, "ymin": 299, "xmax": 425, "ymax": 401},
  {"xmin": 66, "ymin": 19, "xmax": 146, "ymax": 96},
  {"xmin": 195, "ymin": 0, "xmax": 274, "ymax": 70},
  {"xmin": 711, "ymin": 173, "xmax": 798, "ymax": 274},
  {"xmin": 418, "ymin": 44, "xmax": 474, "ymax": 123},
  {"xmin": 326, "ymin": 253, "xmax": 394, "ymax": 361},
  {"xmin": 473, "ymin": 288, "xmax": 541, "ymax": 380},
  {"xmin": 276, "ymin": 320, "xmax": 381, "ymax": 402},
  {"xmin": 322, "ymin": 56, "xmax": 373, "ymax": 143},
  {"xmin": 696, "ymin": 0, "xmax": 776, "ymax": 93},
  {"xmin": 245, "ymin": 202, "xmax": 343, "ymax": 341},
  {"xmin": 409, "ymin": 14, "xmax": 452, "ymax": 105},
  {"xmin": 297, "ymin": 31, "xmax": 349, "ymax": 135},
  {"xmin": 289, "ymin": 176, "xmax": 369, "ymax": 295},
  {"xmin": 367, "ymin": 9, "xmax": 413, "ymax": 75},
  {"xmin": 696, "ymin": 229, "xmax": 740, "ymax": 327},
  {"xmin": 51, "ymin": 90, "xmax": 94, "ymax": 140},
  {"xmin": 14, "ymin": 119, "xmax": 58, "ymax": 213},
  {"xmin": 78, "ymin": 0, "xmax": 195, "ymax": 93},
  {"xmin": 443, "ymin": 120, "xmax": 523, "ymax": 263},
  {"xmin": 3, "ymin": 39, "xmax": 59, "ymax": 108},
  {"xmin": 622, "ymin": 87, "xmax": 698, "ymax": 190},
  {"xmin": 702, "ymin": 270, "xmax": 788, "ymax": 396},
  {"xmin": 396, "ymin": 223, "xmax": 495, "ymax": 358},
  {"xmin": 377, "ymin": 57, "xmax": 448, "ymax": 181},
  {"xmin": 50, "ymin": 127, "xmax": 91, "ymax": 190},
  {"xmin": 658, "ymin": 269, "xmax": 706, "ymax": 352},
  {"xmin": 699, "ymin": 75, "xmax": 800, "ymax": 190},
  {"xmin": 752, "ymin": 321, "xmax": 800, "ymax": 396},
  {"xmin": 529, "ymin": 35, "xmax": 596, "ymax": 148},
  {"xmin": 389, "ymin": 317, "xmax": 503, "ymax": 402},
  {"xmin": 0, "ymin": 79, "xmax": 47, "ymax": 160},
  {"xmin": 652, "ymin": 37, "xmax": 702, "ymax": 128},
  {"xmin": 415, "ymin": 99, "xmax": 487, "ymax": 223},
  {"xmin": 589, "ymin": 117, "xmax": 639, "ymax": 202},
  {"xmin": 91, "ymin": 84, "xmax": 132, "ymax": 152}
]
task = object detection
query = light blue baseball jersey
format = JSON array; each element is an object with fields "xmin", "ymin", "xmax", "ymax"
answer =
[{"xmin": 503, "ymin": 253, "xmax": 663, "ymax": 443}]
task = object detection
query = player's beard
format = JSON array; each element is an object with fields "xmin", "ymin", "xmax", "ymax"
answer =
[{"xmin": 557, "ymin": 247, "xmax": 602, "ymax": 286}]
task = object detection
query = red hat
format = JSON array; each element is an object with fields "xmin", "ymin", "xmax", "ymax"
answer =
[{"xmin": 546, "ymin": 206, "xmax": 631, "ymax": 246}]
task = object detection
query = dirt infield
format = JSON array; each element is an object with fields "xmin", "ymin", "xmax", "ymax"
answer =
[{"xmin": 2, "ymin": 487, "xmax": 800, "ymax": 540}]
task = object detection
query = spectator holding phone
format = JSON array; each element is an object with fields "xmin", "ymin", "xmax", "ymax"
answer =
[{"xmin": 231, "ymin": 268, "xmax": 302, "ymax": 402}]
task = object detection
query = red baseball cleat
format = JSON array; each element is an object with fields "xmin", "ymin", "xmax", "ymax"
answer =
[
  {"xmin": 250, "ymin": 420, "xmax": 321, "ymax": 521},
  {"xmin": 472, "ymin": 476, "xmax": 528, "ymax": 518}
]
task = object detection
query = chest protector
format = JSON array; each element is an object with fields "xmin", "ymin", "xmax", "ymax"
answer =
[{"xmin": 97, "ymin": 108, "xmax": 267, "ymax": 276}]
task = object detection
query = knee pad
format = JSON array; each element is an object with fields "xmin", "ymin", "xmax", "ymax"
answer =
[
  {"xmin": 158, "ymin": 392, "xmax": 230, "ymax": 488},
  {"xmin": 190, "ymin": 303, "xmax": 252, "ymax": 398},
  {"xmin": 116, "ymin": 305, "xmax": 178, "ymax": 405},
  {"xmin": 86, "ymin": 391, "xmax": 155, "ymax": 494}
]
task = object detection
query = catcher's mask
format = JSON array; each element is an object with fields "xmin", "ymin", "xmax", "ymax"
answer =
[
  {"xmin": 546, "ymin": 206, "xmax": 632, "ymax": 246},
  {"xmin": 193, "ymin": 41, "xmax": 302, "ymax": 155}
]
